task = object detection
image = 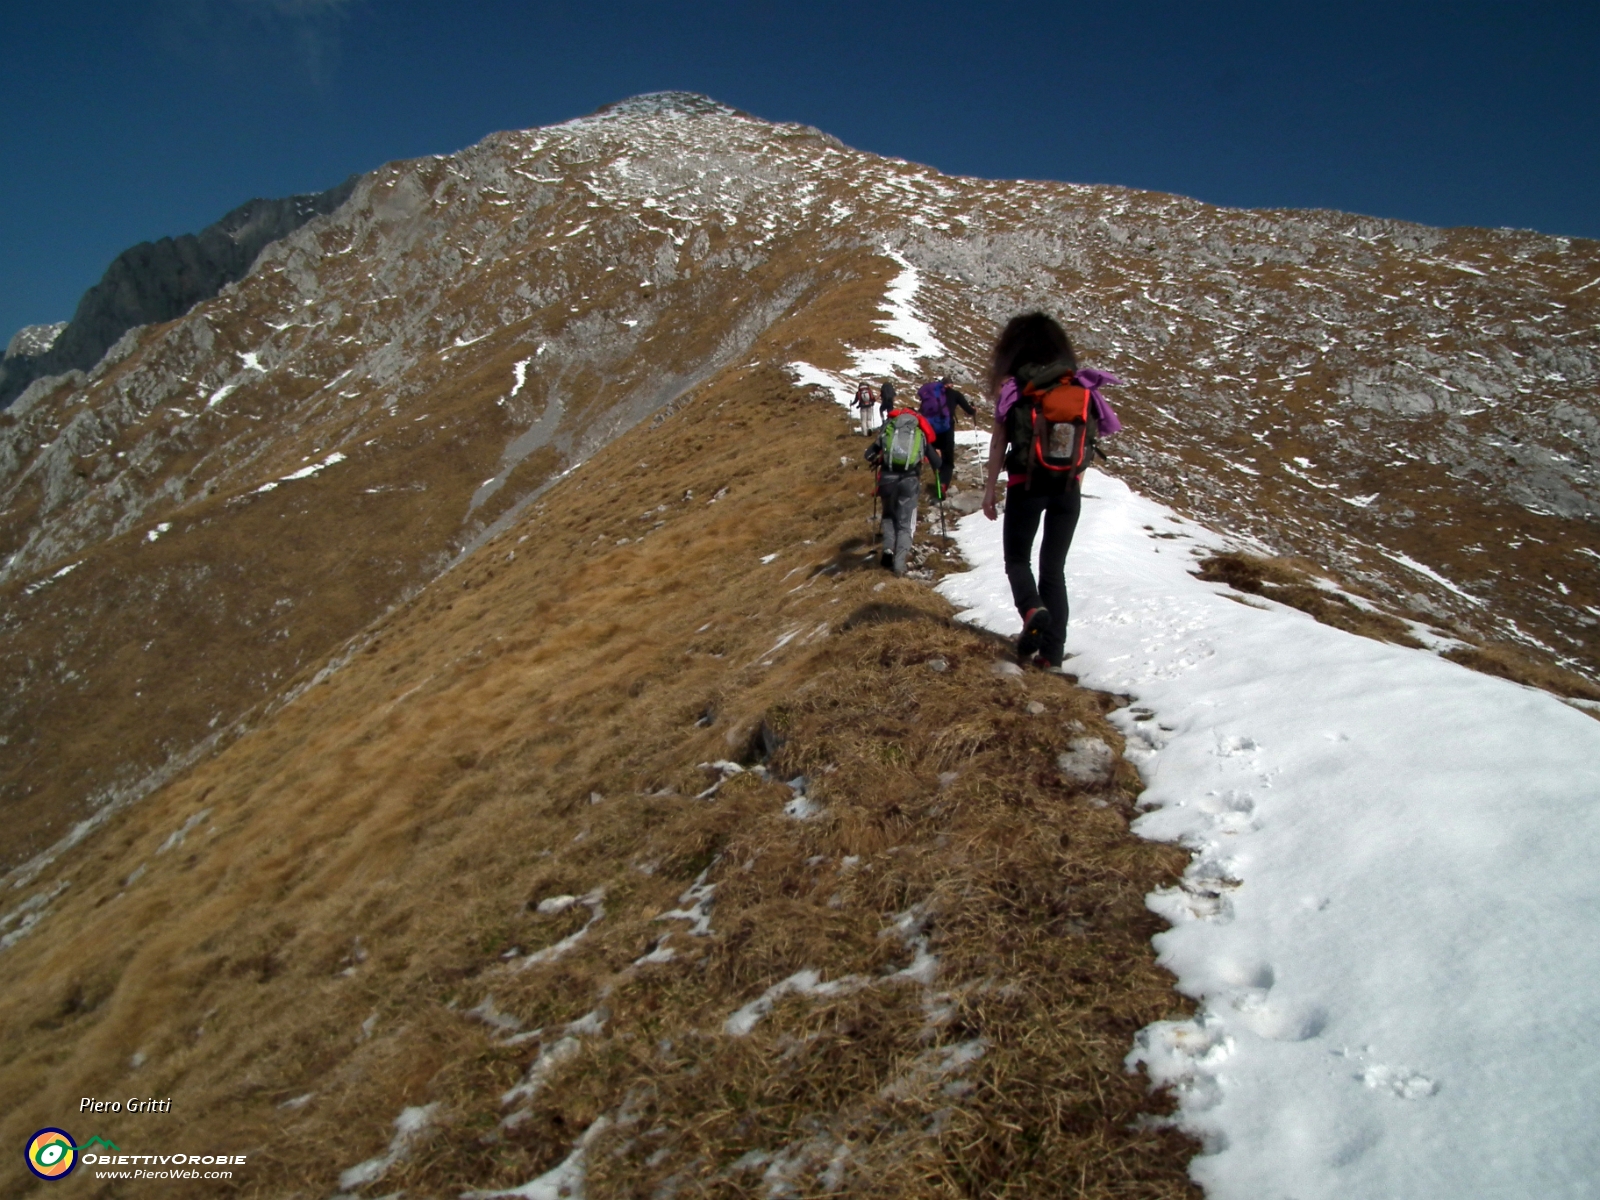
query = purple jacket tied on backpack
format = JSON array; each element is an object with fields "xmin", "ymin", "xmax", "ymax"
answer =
[{"xmin": 995, "ymin": 369, "xmax": 1124, "ymax": 434}]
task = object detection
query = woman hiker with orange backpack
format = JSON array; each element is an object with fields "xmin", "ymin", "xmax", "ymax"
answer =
[{"xmin": 980, "ymin": 312, "xmax": 1123, "ymax": 670}]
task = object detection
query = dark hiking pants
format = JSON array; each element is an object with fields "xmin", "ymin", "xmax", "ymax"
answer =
[
  {"xmin": 878, "ymin": 471, "xmax": 921, "ymax": 575},
  {"xmin": 934, "ymin": 426, "xmax": 957, "ymax": 492},
  {"xmin": 1002, "ymin": 484, "xmax": 1082, "ymax": 662}
]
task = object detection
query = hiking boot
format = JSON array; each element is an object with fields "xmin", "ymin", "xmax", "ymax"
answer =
[
  {"xmin": 880, "ymin": 552, "xmax": 893, "ymax": 570},
  {"xmin": 1016, "ymin": 607, "xmax": 1052, "ymax": 660}
]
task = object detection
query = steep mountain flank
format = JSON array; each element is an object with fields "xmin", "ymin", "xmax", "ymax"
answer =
[{"xmin": 0, "ymin": 177, "xmax": 357, "ymax": 412}]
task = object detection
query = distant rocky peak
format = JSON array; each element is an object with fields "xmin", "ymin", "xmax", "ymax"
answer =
[
  {"xmin": 0, "ymin": 175, "xmax": 358, "ymax": 411},
  {"xmin": 4, "ymin": 323, "xmax": 66, "ymax": 360}
]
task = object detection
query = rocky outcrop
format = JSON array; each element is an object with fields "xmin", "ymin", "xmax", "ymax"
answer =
[
  {"xmin": 4, "ymin": 323, "xmax": 65, "ymax": 360},
  {"xmin": 0, "ymin": 177, "xmax": 358, "ymax": 410}
]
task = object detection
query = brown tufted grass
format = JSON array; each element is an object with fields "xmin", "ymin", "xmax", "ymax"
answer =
[{"xmin": 0, "ymin": 353, "xmax": 1198, "ymax": 1198}]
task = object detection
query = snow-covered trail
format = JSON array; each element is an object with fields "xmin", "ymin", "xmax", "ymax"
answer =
[
  {"xmin": 939, "ymin": 471, "xmax": 1600, "ymax": 1200},
  {"xmin": 788, "ymin": 247, "xmax": 948, "ymax": 408}
]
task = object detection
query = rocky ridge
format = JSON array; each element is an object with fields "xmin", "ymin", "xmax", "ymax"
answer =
[
  {"xmin": 1, "ymin": 91, "xmax": 1597, "ymax": 876},
  {"xmin": 0, "ymin": 176, "xmax": 357, "ymax": 413}
]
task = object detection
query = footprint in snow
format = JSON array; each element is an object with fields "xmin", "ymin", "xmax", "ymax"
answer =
[
  {"xmin": 1233, "ymin": 997, "xmax": 1328, "ymax": 1043},
  {"xmin": 1196, "ymin": 789, "xmax": 1258, "ymax": 830},
  {"xmin": 1212, "ymin": 959, "xmax": 1328, "ymax": 1042},
  {"xmin": 1359, "ymin": 1064, "xmax": 1438, "ymax": 1099}
]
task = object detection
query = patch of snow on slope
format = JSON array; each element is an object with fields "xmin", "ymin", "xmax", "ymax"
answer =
[
  {"xmin": 255, "ymin": 451, "xmax": 348, "ymax": 494},
  {"xmin": 725, "ymin": 968, "xmax": 869, "ymax": 1036},
  {"xmin": 787, "ymin": 248, "xmax": 949, "ymax": 412},
  {"xmin": 463, "ymin": 1115, "xmax": 610, "ymax": 1200},
  {"xmin": 938, "ymin": 470, "xmax": 1600, "ymax": 1200},
  {"xmin": 507, "ymin": 356, "xmax": 533, "ymax": 402},
  {"xmin": 22, "ymin": 560, "xmax": 82, "ymax": 596},
  {"xmin": 724, "ymin": 903, "xmax": 941, "ymax": 1037},
  {"xmin": 502, "ymin": 1009, "xmax": 609, "ymax": 1118},
  {"xmin": 654, "ymin": 870, "xmax": 715, "ymax": 937},
  {"xmin": 1379, "ymin": 547, "xmax": 1486, "ymax": 607},
  {"xmin": 787, "ymin": 361, "xmax": 857, "ymax": 411},
  {"xmin": 511, "ymin": 889, "xmax": 605, "ymax": 969},
  {"xmin": 205, "ymin": 380, "xmax": 239, "ymax": 409},
  {"xmin": 849, "ymin": 249, "xmax": 948, "ymax": 381},
  {"xmin": 336, "ymin": 1102, "xmax": 438, "ymax": 1192}
]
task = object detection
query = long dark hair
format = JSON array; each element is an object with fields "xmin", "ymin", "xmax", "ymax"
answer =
[{"xmin": 988, "ymin": 312, "xmax": 1076, "ymax": 396}]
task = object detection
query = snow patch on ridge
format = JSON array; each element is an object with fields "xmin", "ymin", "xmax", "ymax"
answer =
[
  {"xmin": 787, "ymin": 248, "xmax": 948, "ymax": 410},
  {"xmin": 939, "ymin": 470, "xmax": 1600, "ymax": 1200},
  {"xmin": 849, "ymin": 249, "xmax": 948, "ymax": 380}
]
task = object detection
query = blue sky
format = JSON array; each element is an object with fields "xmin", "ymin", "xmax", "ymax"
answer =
[{"xmin": 2, "ymin": 1, "xmax": 1596, "ymax": 340}]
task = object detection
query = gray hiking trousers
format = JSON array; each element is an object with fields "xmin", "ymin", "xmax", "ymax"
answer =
[{"xmin": 878, "ymin": 471, "xmax": 920, "ymax": 574}]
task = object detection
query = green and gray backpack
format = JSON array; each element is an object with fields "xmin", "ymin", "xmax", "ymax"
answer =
[{"xmin": 881, "ymin": 412, "xmax": 925, "ymax": 472}]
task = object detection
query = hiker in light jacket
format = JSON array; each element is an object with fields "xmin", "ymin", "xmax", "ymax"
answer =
[
  {"xmin": 867, "ymin": 406, "xmax": 942, "ymax": 576},
  {"xmin": 854, "ymin": 380, "xmax": 879, "ymax": 436},
  {"xmin": 917, "ymin": 377, "xmax": 977, "ymax": 495},
  {"xmin": 980, "ymin": 312, "xmax": 1123, "ymax": 669}
]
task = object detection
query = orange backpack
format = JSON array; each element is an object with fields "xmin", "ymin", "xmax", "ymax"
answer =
[{"xmin": 1018, "ymin": 368, "xmax": 1097, "ymax": 483}]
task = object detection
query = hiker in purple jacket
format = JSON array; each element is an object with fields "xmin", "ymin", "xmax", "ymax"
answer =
[
  {"xmin": 916, "ymin": 377, "xmax": 977, "ymax": 494},
  {"xmin": 979, "ymin": 312, "xmax": 1123, "ymax": 670}
]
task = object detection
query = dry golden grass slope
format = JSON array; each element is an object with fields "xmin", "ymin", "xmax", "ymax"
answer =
[{"xmin": 0, "ymin": 344, "xmax": 1200, "ymax": 1197}]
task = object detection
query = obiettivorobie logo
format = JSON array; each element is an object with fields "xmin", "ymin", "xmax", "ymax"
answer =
[
  {"xmin": 26, "ymin": 1130, "xmax": 119, "ymax": 1181},
  {"xmin": 26, "ymin": 1128, "xmax": 246, "ymax": 1181}
]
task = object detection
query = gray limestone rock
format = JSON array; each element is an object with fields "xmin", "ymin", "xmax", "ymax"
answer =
[
  {"xmin": 1058, "ymin": 737, "xmax": 1115, "ymax": 785},
  {"xmin": 5, "ymin": 323, "xmax": 66, "ymax": 360}
]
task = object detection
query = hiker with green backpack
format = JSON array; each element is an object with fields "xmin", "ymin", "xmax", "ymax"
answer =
[
  {"xmin": 979, "ymin": 312, "xmax": 1123, "ymax": 670},
  {"xmin": 866, "ymin": 404, "xmax": 942, "ymax": 576}
]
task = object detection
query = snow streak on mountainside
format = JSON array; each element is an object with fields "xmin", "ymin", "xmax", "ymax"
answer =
[{"xmin": 1, "ymin": 91, "xmax": 1596, "ymax": 875}]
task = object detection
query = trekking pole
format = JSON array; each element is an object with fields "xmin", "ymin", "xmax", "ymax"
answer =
[{"xmin": 870, "ymin": 470, "xmax": 882, "ymax": 563}]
